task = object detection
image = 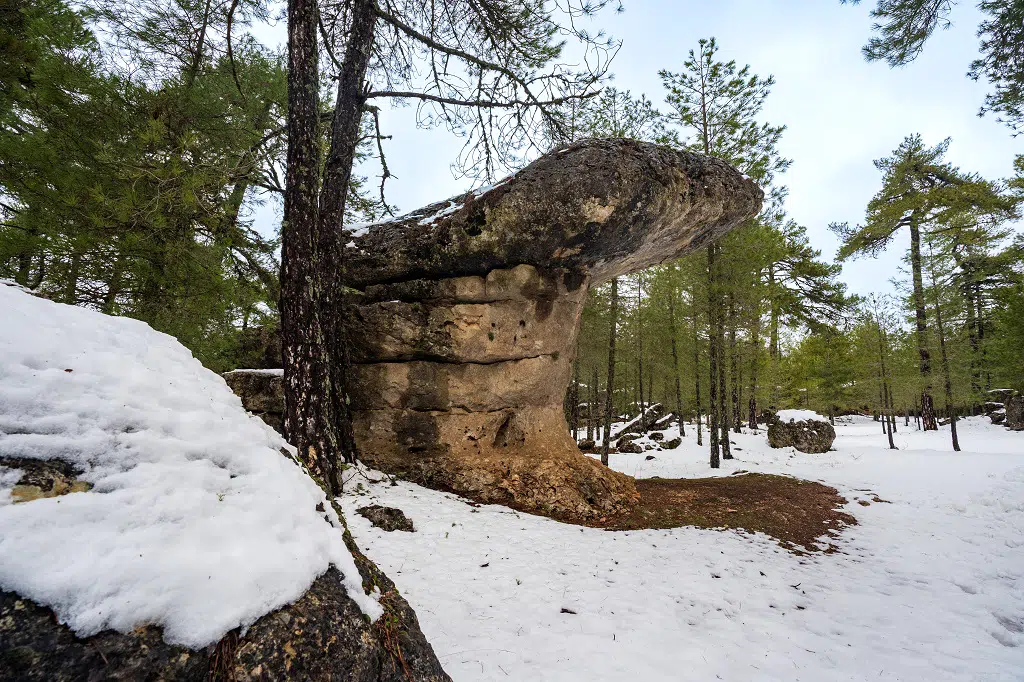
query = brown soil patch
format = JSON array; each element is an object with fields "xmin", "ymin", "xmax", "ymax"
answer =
[{"xmin": 587, "ymin": 473, "xmax": 856, "ymax": 552}]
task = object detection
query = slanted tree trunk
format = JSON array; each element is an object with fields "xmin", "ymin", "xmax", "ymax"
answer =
[
  {"xmin": 875, "ymin": 321, "xmax": 897, "ymax": 451},
  {"xmin": 601, "ymin": 278, "xmax": 619, "ymax": 466}
]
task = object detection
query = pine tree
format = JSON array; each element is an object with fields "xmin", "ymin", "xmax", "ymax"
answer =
[{"xmin": 831, "ymin": 134, "xmax": 1014, "ymax": 430}]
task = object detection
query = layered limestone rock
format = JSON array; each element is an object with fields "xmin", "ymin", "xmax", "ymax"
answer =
[{"xmin": 344, "ymin": 138, "xmax": 762, "ymax": 520}]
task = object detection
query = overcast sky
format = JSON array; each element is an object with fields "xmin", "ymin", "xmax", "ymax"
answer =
[{"xmin": 253, "ymin": 0, "xmax": 1022, "ymax": 297}]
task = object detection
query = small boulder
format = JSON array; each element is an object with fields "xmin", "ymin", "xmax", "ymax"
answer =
[
  {"xmin": 991, "ymin": 410, "xmax": 1007, "ymax": 425},
  {"xmin": 357, "ymin": 505, "xmax": 415, "ymax": 532},
  {"xmin": 982, "ymin": 401, "xmax": 1005, "ymax": 415},
  {"xmin": 767, "ymin": 419, "xmax": 835, "ymax": 454},
  {"xmin": 986, "ymin": 389, "xmax": 1017, "ymax": 404},
  {"xmin": 1006, "ymin": 396, "xmax": 1024, "ymax": 431},
  {"xmin": 576, "ymin": 439, "xmax": 596, "ymax": 450},
  {"xmin": 662, "ymin": 437, "xmax": 682, "ymax": 449},
  {"xmin": 617, "ymin": 441, "xmax": 643, "ymax": 454},
  {"xmin": 649, "ymin": 432, "xmax": 665, "ymax": 442},
  {"xmin": 644, "ymin": 455, "xmax": 656, "ymax": 461},
  {"xmin": 615, "ymin": 433, "xmax": 640, "ymax": 448}
]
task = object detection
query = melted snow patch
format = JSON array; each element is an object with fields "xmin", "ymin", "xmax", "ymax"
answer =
[{"xmin": 0, "ymin": 282, "xmax": 380, "ymax": 648}]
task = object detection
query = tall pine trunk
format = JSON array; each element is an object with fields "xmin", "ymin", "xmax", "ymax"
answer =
[
  {"xmin": 692, "ymin": 287, "xmax": 703, "ymax": 447},
  {"xmin": 282, "ymin": 0, "xmax": 376, "ymax": 494},
  {"xmin": 930, "ymin": 269, "xmax": 961, "ymax": 452},
  {"xmin": 601, "ymin": 278, "xmax": 619, "ymax": 466},
  {"xmin": 908, "ymin": 213, "xmax": 937, "ymax": 431},
  {"xmin": 669, "ymin": 291, "xmax": 685, "ymax": 438},
  {"xmin": 707, "ymin": 248, "xmax": 720, "ymax": 468},
  {"xmin": 718, "ymin": 263, "xmax": 731, "ymax": 460}
]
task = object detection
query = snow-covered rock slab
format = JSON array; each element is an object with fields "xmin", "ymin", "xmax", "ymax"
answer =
[{"xmin": 0, "ymin": 281, "xmax": 379, "ymax": 648}]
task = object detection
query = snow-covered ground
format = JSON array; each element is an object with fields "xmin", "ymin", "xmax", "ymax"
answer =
[
  {"xmin": 342, "ymin": 416, "xmax": 1024, "ymax": 681},
  {"xmin": 0, "ymin": 282, "xmax": 379, "ymax": 648}
]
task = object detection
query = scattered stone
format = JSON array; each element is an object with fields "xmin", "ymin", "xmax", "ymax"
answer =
[
  {"xmin": 576, "ymin": 439, "xmax": 596, "ymax": 450},
  {"xmin": 0, "ymin": 457, "xmax": 92, "ymax": 504},
  {"xmin": 649, "ymin": 432, "xmax": 665, "ymax": 441},
  {"xmin": 1006, "ymin": 396, "xmax": 1024, "ymax": 431},
  {"xmin": 617, "ymin": 441, "xmax": 644, "ymax": 454},
  {"xmin": 991, "ymin": 410, "xmax": 1007, "ymax": 425},
  {"xmin": 645, "ymin": 455, "xmax": 656, "ymax": 461},
  {"xmin": 662, "ymin": 438, "xmax": 682, "ymax": 449},
  {"xmin": 615, "ymin": 433, "xmax": 641, "ymax": 446},
  {"xmin": 767, "ymin": 419, "xmax": 836, "ymax": 454},
  {"xmin": 357, "ymin": 505, "xmax": 416, "ymax": 532},
  {"xmin": 986, "ymin": 389, "xmax": 1017, "ymax": 404},
  {"xmin": 983, "ymin": 401, "xmax": 1005, "ymax": 415}
]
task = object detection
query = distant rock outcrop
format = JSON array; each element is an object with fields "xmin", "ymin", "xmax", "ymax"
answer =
[
  {"xmin": 344, "ymin": 139, "xmax": 762, "ymax": 520},
  {"xmin": 767, "ymin": 419, "xmax": 836, "ymax": 454}
]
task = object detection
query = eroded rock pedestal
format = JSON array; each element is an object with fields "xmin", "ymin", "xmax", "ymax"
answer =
[{"xmin": 344, "ymin": 139, "xmax": 762, "ymax": 520}]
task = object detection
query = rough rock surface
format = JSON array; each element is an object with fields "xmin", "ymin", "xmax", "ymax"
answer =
[
  {"xmin": 767, "ymin": 419, "xmax": 836, "ymax": 454},
  {"xmin": 344, "ymin": 139, "xmax": 761, "ymax": 521},
  {"xmin": 222, "ymin": 369, "xmax": 285, "ymax": 433},
  {"xmin": 357, "ymin": 505, "xmax": 415, "ymax": 532},
  {"xmin": 0, "ymin": 531, "xmax": 448, "ymax": 682},
  {"xmin": 1006, "ymin": 396, "xmax": 1024, "ymax": 431},
  {"xmin": 663, "ymin": 438, "xmax": 682, "ymax": 450}
]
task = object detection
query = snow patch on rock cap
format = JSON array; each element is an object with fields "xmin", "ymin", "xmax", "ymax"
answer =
[{"xmin": 777, "ymin": 409, "xmax": 829, "ymax": 423}]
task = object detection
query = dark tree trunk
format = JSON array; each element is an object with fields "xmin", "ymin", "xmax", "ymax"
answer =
[
  {"xmin": 729, "ymin": 297, "xmax": 741, "ymax": 434},
  {"xmin": 707, "ymin": 248, "xmax": 720, "ymax": 468},
  {"xmin": 669, "ymin": 292, "xmax": 685, "ymax": 438},
  {"xmin": 589, "ymin": 367, "xmax": 598, "ymax": 441},
  {"xmin": 570, "ymin": 355, "xmax": 580, "ymax": 441},
  {"xmin": 908, "ymin": 214, "xmax": 937, "ymax": 431},
  {"xmin": 692, "ymin": 287, "xmax": 703, "ymax": 446},
  {"xmin": 931, "ymin": 277, "xmax": 961, "ymax": 452},
  {"xmin": 601, "ymin": 278, "xmax": 619, "ymax": 466},
  {"xmin": 748, "ymin": 308, "xmax": 760, "ymax": 430},
  {"xmin": 876, "ymin": 322, "xmax": 897, "ymax": 451},
  {"xmin": 719, "ymin": 267, "xmax": 731, "ymax": 460},
  {"xmin": 63, "ymin": 252, "xmax": 80, "ymax": 305},
  {"xmin": 282, "ymin": 0, "xmax": 376, "ymax": 494}
]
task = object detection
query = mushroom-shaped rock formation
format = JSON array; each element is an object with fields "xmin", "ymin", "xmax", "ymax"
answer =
[{"xmin": 345, "ymin": 139, "xmax": 762, "ymax": 521}]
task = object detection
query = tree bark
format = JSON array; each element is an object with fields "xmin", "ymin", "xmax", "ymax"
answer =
[
  {"xmin": 908, "ymin": 213, "xmax": 937, "ymax": 430},
  {"xmin": 692, "ymin": 286, "xmax": 703, "ymax": 447},
  {"xmin": 669, "ymin": 290, "xmax": 685, "ymax": 438},
  {"xmin": 729, "ymin": 296, "xmax": 741, "ymax": 434},
  {"xmin": 282, "ymin": 0, "xmax": 377, "ymax": 494},
  {"xmin": 601, "ymin": 278, "xmax": 619, "ymax": 466},
  {"xmin": 718, "ymin": 260, "xmax": 731, "ymax": 460},
  {"xmin": 707, "ymin": 248, "xmax": 720, "ymax": 468}
]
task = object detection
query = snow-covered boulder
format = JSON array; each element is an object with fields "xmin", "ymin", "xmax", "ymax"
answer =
[
  {"xmin": 0, "ymin": 282, "xmax": 448, "ymax": 680},
  {"xmin": 767, "ymin": 416, "xmax": 836, "ymax": 454}
]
